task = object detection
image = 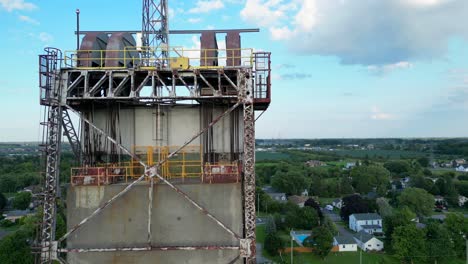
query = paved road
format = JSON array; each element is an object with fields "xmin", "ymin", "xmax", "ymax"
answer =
[
  {"xmin": 256, "ymin": 243, "xmax": 271, "ymax": 264},
  {"xmin": 322, "ymin": 209, "xmax": 354, "ymax": 238}
]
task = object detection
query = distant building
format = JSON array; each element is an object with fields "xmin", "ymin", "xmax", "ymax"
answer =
[
  {"xmin": 2, "ymin": 210, "xmax": 35, "ymax": 221},
  {"xmin": 349, "ymin": 213, "xmax": 383, "ymax": 234},
  {"xmin": 456, "ymin": 164, "xmax": 468, "ymax": 172},
  {"xmin": 333, "ymin": 236, "xmax": 358, "ymax": 252},
  {"xmin": 345, "ymin": 162, "xmax": 356, "ymax": 170},
  {"xmin": 459, "ymin": 195, "xmax": 468, "ymax": 207},
  {"xmin": 288, "ymin": 195, "xmax": 308, "ymax": 208},
  {"xmin": 332, "ymin": 198, "xmax": 343, "ymax": 209},
  {"xmin": 353, "ymin": 230, "xmax": 384, "ymax": 252},
  {"xmin": 454, "ymin": 159, "xmax": 467, "ymax": 167},
  {"xmin": 305, "ymin": 160, "xmax": 326, "ymax": 168},
  {"xmin": 267, "ymin": 193, "xmax": 287, "ymax": 203},
  {"xmin": 434, "ymin": 195, "xmax": 445, "ymax": 203}
]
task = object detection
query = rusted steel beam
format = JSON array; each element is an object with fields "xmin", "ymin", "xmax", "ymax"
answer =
[
  {"xmin": 59, "ymin": 245, "xmax": 239, "ymax": 253},
  {"xmin": 75, "ymin": 29, "xmax": 260, "ymax": 35},
  {"xmin": 147, "ymin": 177, "xmax": 154, "ymax": 245}
]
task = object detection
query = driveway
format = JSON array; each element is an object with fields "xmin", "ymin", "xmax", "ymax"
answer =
[
  {"xmin": 323, "ymin": 209, "xmax": 354, "ymax": 238},
  {"xmin": 256, "ymin": 243, "xmax": 271, "ymax": 264}
]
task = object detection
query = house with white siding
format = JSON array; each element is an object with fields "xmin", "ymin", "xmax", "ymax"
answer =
[
  {"xmin": 353, "ymin": 231, "xmax": 384, "ymax": 252},
  {"xmin": 349, "ymin": 213, "xmax": 383, "ymax": 234},
  {"xmin": 333, "ymin": 236, "xmax": 357, "ymax": 252}
]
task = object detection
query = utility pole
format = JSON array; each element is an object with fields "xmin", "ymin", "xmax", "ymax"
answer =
[
  {"xmin": 257, "ymin": 193, "xmax": 259, "ymax": 215},
  {"xmin": 359, "ymin": 234, "xmax": 362, "ymax": 264},
  {"xmin": 291, "ymin": 229, "xmax": 293, "ymax": 264}
]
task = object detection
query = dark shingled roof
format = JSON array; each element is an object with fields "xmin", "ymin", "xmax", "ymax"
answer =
[
  {"xmin": 351, "ymin": 213, "xmax": 382, "ymax": 221},
  {"xmin": 334, "ymin": 235, "xmax": 356, "ymax": 245},
  {"xmin": 354, "ymin": 230, "xmax": 381, "ymax": 244}
]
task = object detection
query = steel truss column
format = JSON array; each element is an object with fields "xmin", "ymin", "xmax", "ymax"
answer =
[
  {"xmin": 242, "ymin": 71, "xmax": 256, "ymax": 263},
  {"xmin": 62, "ymin": 109, "xmax": 84, "ymax": 164},
  {"xmin": 40, "ymin": 105, "xmax": 63, "ymax": 264},
  {"xmin": 142, "ymin": 0, "xmax": 169, "ymax": 66}
]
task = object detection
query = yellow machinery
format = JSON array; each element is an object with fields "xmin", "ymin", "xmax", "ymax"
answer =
[{"xmin": 169, "ymin": 57, "xmax": 190, "ymax": 70}]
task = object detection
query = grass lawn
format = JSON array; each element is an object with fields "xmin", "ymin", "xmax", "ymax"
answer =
[
  {"xmin": 273, "ymin": 251, "xmax": 399, "ymax": 264},
  {"xmin": 317, "ymin": 197, "xmax": 338, "ymax": 206}
]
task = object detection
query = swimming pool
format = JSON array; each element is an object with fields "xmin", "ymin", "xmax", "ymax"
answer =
[{"xmin": 295, "ymin": 234, "xmax": 309, "ymax": 243}]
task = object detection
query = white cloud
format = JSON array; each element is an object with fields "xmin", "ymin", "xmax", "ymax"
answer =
[
  {"xmin": 371, "ymin": 106, "xmax": 395, "ymax": 120},
  {"xmin": 0, "ymin": 0, "xmax": 36, "ymax": 12},
  {"xmin": 38, "ymin": 32, "xmax": 53, "ymax": 43},
  {"xmin": 188, "ymin": 0, "xmax": 224, "ymax": 13},
  {"xmin": 240, "ymin": 0, "xmax": 468, "ymax": 66},
  {"xmin": 403, "ymin": 0, "xmax": 453, "ymax": 7},
  {"xmin": 240, "ymin": 0, "xmax": 297, "ymax": 27},
  {"xmin": 367, "ymin": 61, "xmax": 413, "ymax": 75},
  {"xmin": 270, "ymin": 26, "xmax": 294, "ymax": 41},
  {"xmin": 18, "ymin": 15, "xmax": 39, "ymax": 25},
  {"xmin": 188, "ymin": 18, "xmax": 202, "ymax": 23}
]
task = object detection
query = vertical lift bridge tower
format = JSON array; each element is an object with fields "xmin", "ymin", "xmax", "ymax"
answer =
[{"xmin": 37, "ymin": 0, "xmax": 271, "ymax": 263}]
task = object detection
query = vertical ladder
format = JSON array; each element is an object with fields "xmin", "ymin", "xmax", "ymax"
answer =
[{"xmin": 38, "ymin": 47, "xmax": 63, "ymax": 264}]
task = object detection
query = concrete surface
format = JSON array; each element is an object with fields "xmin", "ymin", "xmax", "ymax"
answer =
[{"xmin": 67, "ymin": 183, "xmax": 243, "ymax": 263}]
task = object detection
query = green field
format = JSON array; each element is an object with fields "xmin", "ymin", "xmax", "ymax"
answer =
[
  {"xmin": 256, "ymin": 151, "xmax": 291, "ymax": 161},
  {"xmin": 332, "ymin": 149, "xmax": 427, "ymax": 159}
]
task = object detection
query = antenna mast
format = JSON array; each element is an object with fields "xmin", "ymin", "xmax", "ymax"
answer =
[{"xmin": 142, "ymin": 0, "xmax": 169, "ymax": 66}]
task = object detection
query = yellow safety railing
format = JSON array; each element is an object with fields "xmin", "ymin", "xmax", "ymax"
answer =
[
  {"xmin": 71, "ymin": 145, "xmax": 241, "ymax": 186},
  {"xmin": 64, "ymin": 47, "xmax": 254, "ymax": 70}
]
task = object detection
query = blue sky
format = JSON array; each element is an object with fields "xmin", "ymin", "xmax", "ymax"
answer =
[{"xmin": 1, "ymin": 0, "xmax": 468, "ymax": 141}]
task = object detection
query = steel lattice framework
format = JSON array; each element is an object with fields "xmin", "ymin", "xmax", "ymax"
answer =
[
  {"xmin": 38, "ymin": 48, "xmax": 63, "ymax": 264},
  {"xmin": 35, "ymin": 1, "xmax": 271, "ymax": 263},
  {"xmin": 142, "ymin": 0, "xmax": 169, "ymax": 65}
]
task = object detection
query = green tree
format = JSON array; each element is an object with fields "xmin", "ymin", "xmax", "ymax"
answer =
[
  {"xmin": 392, "ymin": 224, "xmax": 427, "ymax": 263},
  {"xmin": 286, "ymin": 206, "xmax": 319, "ymax": 230},
  {"xmin": 264, "ymin": 232, "xmax": 283, "ymax": 256},
  {"xmin": 0, "ymin": 230, "xmax": 34, "ymax": 264},
  {"xmin": 0, "ymin": 193, "xmax": 7, "ymax": 211},
  {"xmin": 376, "ymin": 197, "xmax": 393, "ymax": 218},
  {"xmin": 271, "ymin": 170, "xmax": 310, "ymax": 195},
  {"xmin": 310, "ymin": 225, "xmax": 333, "ymax": 259},
  {"xmin": 383, "ymin": 160, "xmax": 411, "ymax": 175},
  {"xmin": 398, "ymin": 188, "xmax": 434, "ymax": 217},
  {"xmin": 416, "ymin": 157, "xmax": 429, "ymax": 167},
  {"xmin": 12, "ymin": 192, "xmax": 32, "ymax": 210},
  {"xmin": 425, "ymin": 222, "xmax": 454, "ymax": 263},
  {"xmin": 444, "ymin": 213, "xmax": 468, "ymax": 259},
  {"xmin": 383, "ymin": 207, "xmax": 416, "ymax": 244},
  {"xmin": 350, "ymin": 165, "xmax": 390, "ymax": 194}
]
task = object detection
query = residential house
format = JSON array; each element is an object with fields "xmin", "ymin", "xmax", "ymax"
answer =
[
  {"xmin": 349, "ymin": 213, "xmax": 383, "ymax": 234},
  {"xmin": 453, "ymin": 159, "xmax": 467, "ymax": 167},
  {"xmin": 267, "ymin": 193, "xmax": 287, "ymax": 203},
  {"xmin": 434, "ymin": 195, "xmax": 445, "ymax": 203},
  {"xmin": 333, "ymin": 235, "xmax": 357, "ymax": 252},
  {"xmin": 400, "ymin": 177, "xmax": 410, "ymax": 189},
  {"xmin": 305, "ymin": 160, "xmax": 326, "ymax": 168},
  {"xmin": 332, "ymin": 198, "xmax": 343, "ymax": 209},
  {"xmin": 353, "ymin": 230, "xmax": 384, "ymax": 252},
  {"xmin": 345, "ymin": 162, "xmax": 356, "ymax": 170},
  {"xmin": 288, "ymin": 195, "xmax": 309, "ymax": 208},
  {"xmin": 459, "ymin": 195, "xmax": 468, "ymax": 207},
  {"xmin": 2, "ymin": 210, "xmax": 35, "ymax": 222},
  {"xmin": 456, "ymin": 164, "xmax": 468, "ymax": 172}
]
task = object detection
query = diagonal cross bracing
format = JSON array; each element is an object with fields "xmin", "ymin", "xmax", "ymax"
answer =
[{"xmin": 60, "ymin": 101, "xmax": 242, "ymax": 243}]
